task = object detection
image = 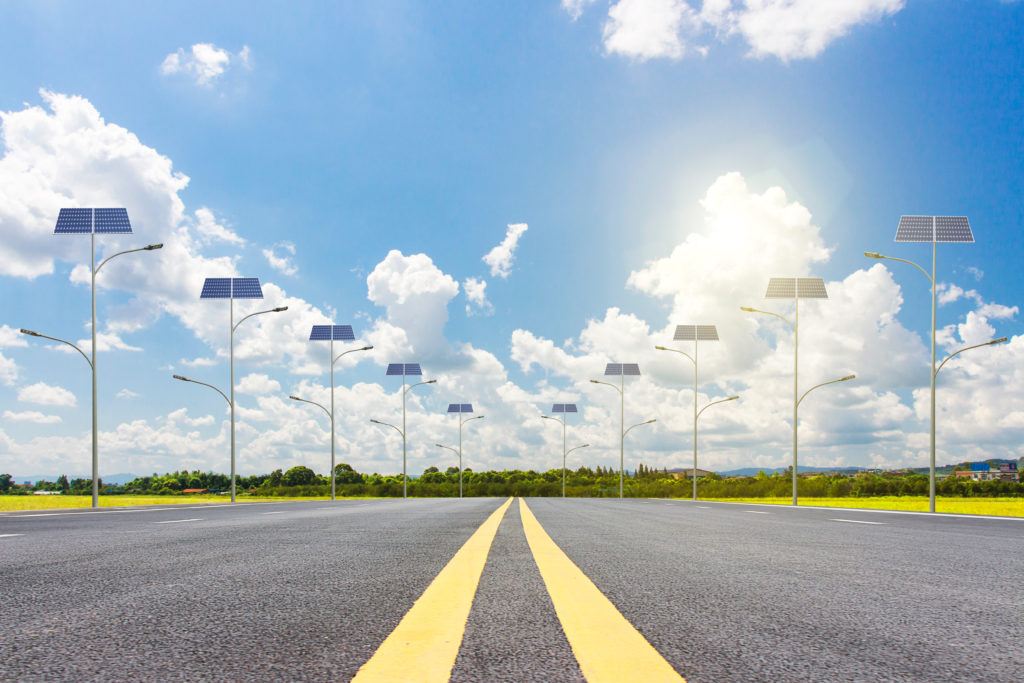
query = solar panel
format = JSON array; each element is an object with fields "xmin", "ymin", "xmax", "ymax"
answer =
[
  {"xmin": 200, "ymin": 277, "xmax": 232, "ymax": 299},
  {"xmin": 231, "ymin": 278, "xmax": 263, "ymax": 299},
  {"xmin": 54, "ymin": 208, "xmax": 93, "ymax": 234},
  {"xmin": 309, "ymin": 325, "xmax": 332, "ymax": 341},
  {"xmin": 332, "ymin": 325, "xmax": 356, "ymax": 341},
  {"xmin": 386, "ymin": 363, "xmax": 422, "ymax": 376},
  {"xmin": 895, "ymin": 216, "xmax": 935, "ymax": 243},
  {"xmin": 765, "ymin": 277, "xmax": 827, "ymax": 299},
  {"xmin": 94, "ymin": 208, "xmax": 132, "ymax": 233},
  {"xmin": 605, "ymin": 363, "xmax": 640, "ymax": 376},
  {"xmin": 797, "ymin": 278, "xmax": 828, "ymax": 298},
  {"xmin": 448, "ymin": 403, "xmax": 474, "ymax": 413},
  {"xmin": 674, "ymin": 325, "xmax": 719, "ymax": 341},
  {"xmin": 934, "ymin": 216, "xmax": 974, "ymax": 243},
  {"xmin": 462, "ymin": 403, "xmax": 472, "ymax": 413},
  {"xmin": 552, "ymin": 403, "xmax": 578, "ymax": 413},
  {"xmin": 309, "ymin": 324, "xmax": 356, "ymax": 341}
]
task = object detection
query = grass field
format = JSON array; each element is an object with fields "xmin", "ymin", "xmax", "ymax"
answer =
[
  {"xmin": 699, "ymin": 496, "xmax": 1024, "ymax": 517},
  {"xmin": 0, "ymin": 494, "xmax": 372, "ymax": 511}
]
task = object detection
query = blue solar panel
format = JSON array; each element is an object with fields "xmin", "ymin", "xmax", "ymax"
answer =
[
  {"xmin": 553, "ymin": 403, "xmax": 578, "ymax": 413},
  {"xmin": 231, "ymin": 278, "xmax": 263, "ymax": 299},
  {"xmin": 605, "ymin": 363, "xmax": 622, "ymax": 376},
  {"xmin": 605, "ymin": 363, "xmax": 640, "ymax": 376},
  {"xmin": 386, "ymin": 363, "xmax": 404, "ymax": 376},
  {"xmin": 462, "ymin": 403, "xmax": 473, "ymax": 413},
  {"xmin": 404, "ymin": 363, "xmax": 422, "ymax": 376},
  {"xmin": 310, "ymin": 325, "xmax": 332, "ymax": 341},
  {"xmin": 94, "ymin": 208, "xmax": 132, "ymax": 233},
  {"xmin": 447, "ymin": 403, "xmax": 474, "ymax": 413},
  {"xmin": 333, "ymin": 325, "xmax": 355, "ymax": 341},
  {"xmin": 54, "ymin": 208, "xmax": 93, "ymax": 234},
  {"xmin": 200, "ymin": 277, "xmax": 232, "ymax": 299}
]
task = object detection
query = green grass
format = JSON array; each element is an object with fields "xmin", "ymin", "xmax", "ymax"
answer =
[
  {"xmin": 696, "ymin": 496, "xmax": 1024, "ymax": 517},
  {"xmin": 0, "ymin": 494, "xmax": 380, "ymax": 511}
]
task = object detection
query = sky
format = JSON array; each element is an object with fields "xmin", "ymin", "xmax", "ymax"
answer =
[{"xmin": 0, "ymin": 0, "xmax": 1022, "ymax": 479}]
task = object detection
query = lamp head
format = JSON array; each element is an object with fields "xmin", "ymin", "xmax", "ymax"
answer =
[
  {"xmin": 144, "ymin": 243, "xmax": 163, "ymax": 251},
  {"xmin": 646, "ymin": 419, "xmax": 657, "ymax": 424},
  {"xmin": 19, "ymin": 328, "xmax": 39, "ymax": 337},
  {"xmin": 739, "ymin": 306, "xmax": 756, "ymax": 313},
  {"xmin": 864, "ymin": 251, "xmax": 883, "ymax": 259},
  {"xmin": 589, "ymin": 379, "xmax": 600, "ymax": 384},
  {"xmin": 581, "ymin": 444, "xmax": 590, "ymax": 448},
  {"xmin": 172, "ymin": 374, "xmax": 188, "ymax": 381},
  {"xmin": 989, "ymin": 337, "xmax": 1008, "ymax": 346},
  {"xmin": 288, "ymin": 395, "xmax": 301, "ymax": 401},
  {"xmin": 370, "ymin": 419, "xmax": 383, "ymax": 425},
  {"xmin": 726, "ymin": 395, "xmax": 740, "ymax": 401},
  {"xmin": 425, "ymin": 379, "xmax": 437, "ymax": 384},
  {"xmin": 435, "ymin": 443, "xmax": 445, "ymax": 448},
  {"xmin": 840, "ymin": 374, "xmax": 856, "ymax": 382},
  {"xmin": 273, "ymin": 306, "xmax": 289, "ymax": 313},
  {"xmin": 654, "ymin": 345, "xmax": 668, "ymax": 351},
  {"xmin": 361, "ymin": 345, "xmax": 374, "ymax": 351}
]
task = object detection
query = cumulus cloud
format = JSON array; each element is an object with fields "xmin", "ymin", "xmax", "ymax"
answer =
[
  {"xmin": 0, "ymin": 354, "xmax": 17, "ymax": 386},
  {"xmin": 3, "ymin": 410, "xmax": 61, "ymax": 424},
  {"xmin": 18, "ymin": 382, "xmax": 76, "ymax": 407},
  {"xmin": 567, "ymin": 0, "xmax": 906, "ymax": 62},
  {"xmin": 160, "ymin": 43, "xmax": 251, "ymax": 87},
  {"xmin": 463, "ymin": 277, "xmax": 493, "ymax": 316},
  {"xmin": 194, "ymin": 207, "xmax": 245, "ymax": 245},
  {"xmin": 482, "ymin": 223, "xmax": 528, "ymax": 279},
  {"xmin": 263, "ymin": 242, "xmax": 298, "ymax": 277},
  {"xmin": 236, "ymin": 373, "xmax": 282, "ymax": 395},
  {"xmin": 116, "ymin": 388, "xmax": 140, "ymax": 400}
]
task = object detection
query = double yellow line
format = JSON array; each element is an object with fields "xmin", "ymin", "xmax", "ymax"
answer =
[{"xmin": 353, "ymin": 498, "xmax": 685, "ymax": 683}]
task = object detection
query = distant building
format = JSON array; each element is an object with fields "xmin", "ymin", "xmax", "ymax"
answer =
[
  {"xmin": 667, "ymin": 468, "xmax": 715, "ymax": 480},
  {"xmin": 954, "ymin": 462, "xmax": 1019, "ymax": 482}
]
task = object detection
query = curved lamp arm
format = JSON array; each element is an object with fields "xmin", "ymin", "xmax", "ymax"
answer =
[
  {"xmin": 589, "ymin": 378, "xmax": 622, "ymax": 395},
  {"xmin": 435, "ymin": 443, "xmax": 459, "ymax": 457},
  {"xmin": 334, "ymin": 345, "xmax": 374, "ymax": 366},
  {"xmin": 404, "ymin": 379, "xmax": 438, "ymax": 395},
  {"xmin": 465, "ymin": 415, "xmax": 485, "ymax": 425},
  {"xmin": 654, "ymin": 345, "xmax": 695, "ymax": 366},
  {"xmin": 233, "ymin": 306, "xmax": 289, "ymax": 332},
  {"xmin": 370, "ymin": 418, "xmax": 404, "ymax": 438},
  {"xmin": 797, "ymin": 375, "xmax": 856, "ymax": 408},
  {"xmin": 696, "ymin": 395, "xmax": 739, "ymax": 421},
  {"xmin": 864, "ymin": 252, "xmax": 933, "ymax": 284},
  {"xmin": 21, "ymin": 329, "xmax": 93, "ymax": 370},
  {"xmin": 95, "ymin": 243, "xmax": 163, "ymax": 275},
  {"xmin": 623, "ymin": 418, "xmax": 656, "ymax": 439},
  {"xmin": 566, "ymin": 443, "xmax": 590, "ymax": 457},
  {"xmin": 935, "ymin": 337, "xmax": 1007, "ymax": 378},
  {"xmin": 740, "ymin": 306, "xmax": 793, "ymax": 328},
  {"xmin": 172, "ymin": 374, "xmax": 230, "ymax": 405},
  {"xmin": 289, "ymin": 394, "xmax": 332, "ymax": 421}
]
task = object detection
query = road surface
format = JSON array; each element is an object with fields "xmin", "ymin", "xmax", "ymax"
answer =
[{"xmin": 1, "ymin": 497, "xmax": 1020, "ymax": 682}]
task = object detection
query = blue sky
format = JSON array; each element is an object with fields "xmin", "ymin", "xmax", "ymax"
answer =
[{"xmin": 0, "ymin": 1, "xmax": 1021, "ymax": 478}]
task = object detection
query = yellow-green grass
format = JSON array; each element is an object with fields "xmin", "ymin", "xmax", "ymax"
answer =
[
  {"xmin": 0, "ymin": 494, "xmax": 379, "ymax": 511},
  {"xmin": 696, "ymin": 496, "xmax": 1024, "ymax": 517}
]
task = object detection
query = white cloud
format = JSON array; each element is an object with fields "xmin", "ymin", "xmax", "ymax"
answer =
[
  {"xmin": 160, "ymin": 43, "xmax": 251, "ymax": 87},
  {"xmin": 3, "ymin": 410, "xmax": 61, "ymax": 424},
  {"xmin": 0, "ymin": 325, "xmax": 29, "ymax": 349},
  {"xmin": 194, "ymin": 207, "xmax": 245, "ymax": 245},
  {"xmin": 463, "ymin": 277, "xmax": 493, "ymax": 316},
  {"xmin": 18, "ymin": 382, "xmax": 76, "ymax": 407},
  {"xmin": 263, "ymin": 242, "xmax": 298, "ymax": 277},
  {"xmin": 603, "ymin": 0, "xmax": 701, "ymax": 61},
  {"xmin": 566, "ymin": 0, "xmax": 906, "ymax": 62},
  {"xmin": 0, "ymin": 353, "xmax": 17, "ymax": 386},
  {"xmin": 116, "ymin": 388, "xmax": 140, "ymax": 400},
  {"xmin": 482, "ymin": 223, "xmax": 529, "ymax": 279},
  {"xmin": 236, "ymin": 373, "xmax": 282, "ymax": 395}
]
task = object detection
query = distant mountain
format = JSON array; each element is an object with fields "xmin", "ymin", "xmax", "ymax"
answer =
[
  {"xmin": 716, "ymin": 466, "xmax": 871, "ymax": 477},
  {"xmin": 8, "ymin": 472, "xmax": 139, "ymax": 485}
]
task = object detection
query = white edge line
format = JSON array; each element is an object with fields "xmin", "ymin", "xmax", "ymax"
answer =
[
  {"xmin": 656, "ymin": 498, "xmax": 1024, "ymax": 522},
  {"xmin": 829, "ymin": 519, "xmax": 885, "ymax": 525},
  {"xmin": 153, "ymin": 518, "xmax": 203, "ymax": 524},
  {"xmin": 0, "ymin": 533, "xmax": 25, "ymax": 538},
  {"xmin": 744, "ymin": 511, "xmax": 770, "ymax": 514}
]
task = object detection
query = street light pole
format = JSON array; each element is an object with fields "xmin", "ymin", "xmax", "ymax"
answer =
[
  {"xmin": 288, "ymin": 394, "xmax": 333, "ymax": 497},
  {"xmin": 229, "ymin": 305, "xmax": 288, "ymax": 502},
  {"xmin": 457, "ymin": 414, "xmax": 484, "ymax": 498},
  {"xmin": 328, "ymin": 344, "xmax": 373, "ymax": 500},
  {"xmin": 590, "ymin": 378, "xmax": 627, "ymax": 498},
  {"xmin": 541, "ymin": 414, "xmax": 568, "ymax": 497},
  {"xmin": 563, "ymin": 444, "xmax": 590, "ymax": 496},
  {"xmin": 692, "ymin": 396, "xmax": 739, "ymax": 501}
]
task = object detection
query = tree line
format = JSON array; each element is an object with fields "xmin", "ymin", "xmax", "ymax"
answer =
[{"xmin": 3, "ymin": 464, "xmax": 1021, "ymax": 498}]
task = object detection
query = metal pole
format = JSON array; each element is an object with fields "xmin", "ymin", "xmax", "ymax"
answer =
[
  {"xmin": 230, "ymin": 297, "xmax": 236, "ymax": 503},
  {"xmin": 620, "ymin": 373, "xmax": 624, "ymax": 499},
  {"xmin": 90, "ymin": 227, "xmax": 98, "ymax": 509},
  {"xmin": 692, "ymin": 339, "xmax": 698, "ymax": 502},
  {"xmin": 330, "ymin": 337, "xmax": 336, "ymax": 501},
  {"xmin": 402, "ymin": 374, "xmax": 407, "ymax": 499},
  {"xmin": 929, "ymin": 237, "xmax": 937, "ymax": 513},
  {"xmin": 793, "ymin": 295, "xmax": 799, "ymax": 506},
  {"xmin": 459, "ymin": 413, "xmax": 464, "ymax": 499},
  {"xmin": 562, "ymin": 415, "xmax": 567, "ymax": 498}
]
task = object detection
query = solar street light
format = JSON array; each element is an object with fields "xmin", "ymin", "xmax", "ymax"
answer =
[
  {"xmin": 657, "ymin": 324, "xmax": 720, "ymax": 501},
  {"xmin": 590, "ymin": 363, "xmax": 641, "ymax": 498},
  {"xmin": 446, "ymin": 404, "xmax": 484, "ymax": 498},
  {"xmin": 23, "ymin": 208, "xmax": 164, "ymax": 509},
  {"xmin": 866, "ymin": 215, "xmax": 975, "ymax": 513},
  {"xmin": 690, "ymin": 395, "xmax": 739, "ymax": 500},
  {"xmin": 542, "ymin": 403, "xmax": 579, "ymax": 497},
  {"xmin": 308, "ymin": 325, "xmax": 373, "ymax": 501},
  {"xmin": 172, "ymin": 374, "xmax": 230, "ymax": 405},
  {"xmin": 383, "ymin": 365, "xmax": 436, "ymax": 498},
  {"xmin": 200, "ymin": 277, "xmax": 288, "ymax": 502},
  {"xmin": 742, "ymin": 276, "xmax": 829, "ymax": 506}
]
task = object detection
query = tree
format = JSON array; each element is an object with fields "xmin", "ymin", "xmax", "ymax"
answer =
[
  {"xmin": 56, "ymin": 474, "xmax": 70, "ymax": 492},
  {"xmin": 282, "ymin": 465, "xmax": 317, "ymax": 486},
  {"xmin": 0, "ymin": 473, "xmax": 12, "ymax": 493},
  {"xmin": 334, "ymin": 463, "xmax": 363, "ymax": 484}
]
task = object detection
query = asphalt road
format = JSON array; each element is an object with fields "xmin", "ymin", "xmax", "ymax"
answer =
[{"xmin": 0, "ymin": 498, "xmax": 1020, "ymax": 682}]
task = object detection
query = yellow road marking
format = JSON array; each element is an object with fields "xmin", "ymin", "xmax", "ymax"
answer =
[
  {"xmin": 352, "ymin": 497, "xmax": 514, "ymax": 683},
  {"xmin": 519, "ymin": 498, "xmax": 686, "ymax": 683}
]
